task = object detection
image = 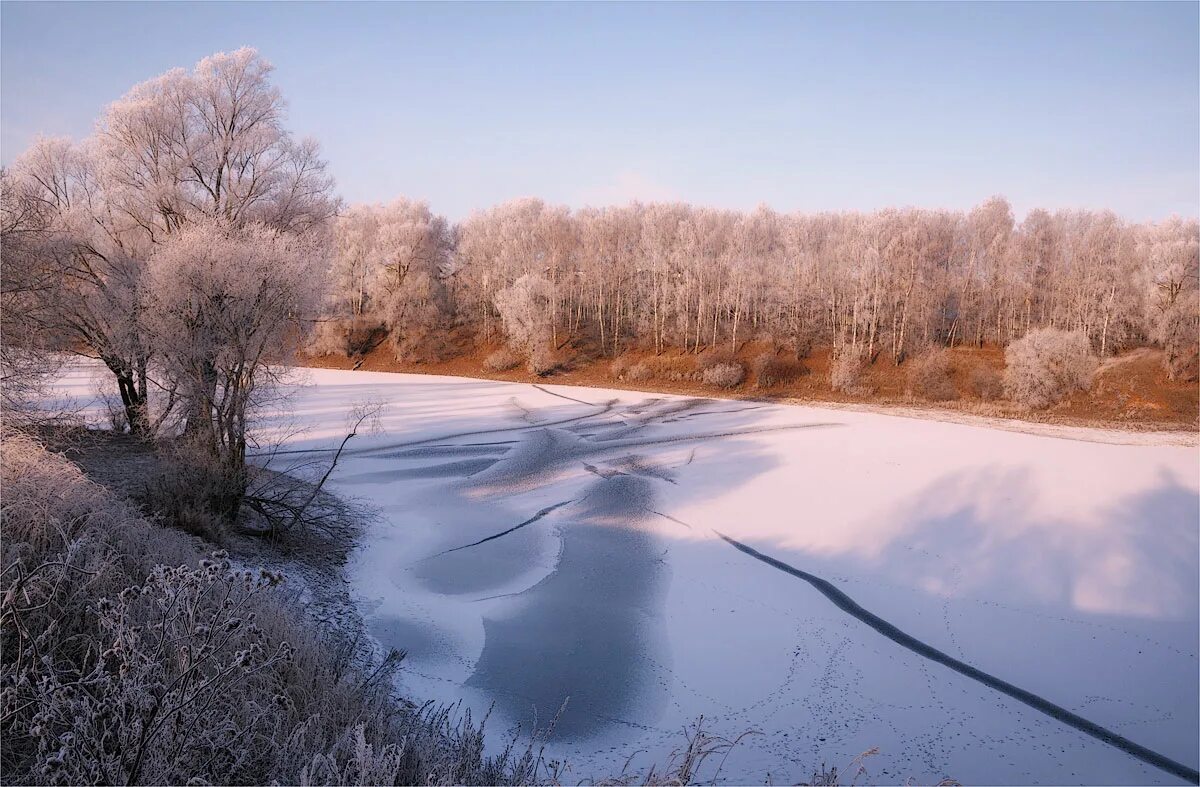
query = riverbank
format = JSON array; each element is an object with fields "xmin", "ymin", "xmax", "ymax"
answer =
[{"xmin": 300, "ymin": 342, "xmax": 1199, "ymax": 437}]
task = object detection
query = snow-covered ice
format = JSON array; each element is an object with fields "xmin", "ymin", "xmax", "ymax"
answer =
[{"xmin": 47, "ymin": 364, "xmax": 1200, "ymax": 784}]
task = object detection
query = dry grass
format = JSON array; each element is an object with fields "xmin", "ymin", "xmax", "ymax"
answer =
[
  {"xmin": 611, "ymin": 354, "xmax": 696, "ymax": 383},
  {"xmin": 597, "ymin": 716, "xmax": 759, "ymax": 786},
  {"xmin": 0, "ymin": 429, "xmax": 555, "ymax": 786},
  {"xmin": 609, "ymin": 355, "xmax": 634, "ymax": 380},
  {"xmin": 693, "ymin": 348, "xmax": 736, "ymax": 373},
  {"xmin": 968, "ymin": 364, "xmax": 1004, "ymax": 400},
  {"xmin": 627, "ymin": 360, "xmax": 655, "ymax": 382}
]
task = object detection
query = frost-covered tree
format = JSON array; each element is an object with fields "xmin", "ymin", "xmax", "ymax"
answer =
[
  {"xmin": 11, "ymin": 50, "xmax": 1195, "ymax": 400},
  {"xmin": 452, "ymin": 198, "xmax": 579, "ymax": 350},
  {"xmin": 0, "ymin": 168, "xmax": 61, "ymax": 415},
  {"xmin": 427, "ymin": 198, "xmax": 1195, "ymax": 378},
  {"xmin": 7, "ymin": 49, "xmax": 336, "ymax": 433},
  {"xmin": 8, "ymin": 136, "xmax": 161, "ymax": 431},
  {"xmin": 493, "ymin": 274, "xmax": 555, "ymax": 374},
  {"xmin": 143, "ymin": 219, "xmax": 326, "ymax": 518},
  {"xmin": 317, "ymin": 199, "xmax": 451, "ymax": 359},
  {"xmin": 94, "ymin": 47, "xmax": 337, "ymax": 236},
  {"xmin": 1140, "ymin": 217, "xmax": 1200, "ymax": 381},
  {"xmin": 372, "ymin": 200, "xmax": 452, "ymax": 358}
]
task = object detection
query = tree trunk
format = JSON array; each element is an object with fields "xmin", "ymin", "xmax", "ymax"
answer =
[{"xmin": 104, "ymin": 355, "xmax": 150, "ymax": 437}]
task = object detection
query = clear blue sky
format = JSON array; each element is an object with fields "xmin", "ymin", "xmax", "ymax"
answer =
[{"xmin": 2, "ymin": 1, "xmax": 1197, "ymax": 221}]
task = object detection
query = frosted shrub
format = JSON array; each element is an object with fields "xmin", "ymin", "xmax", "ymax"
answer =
[
  {"xmin": 906, "ymin": 347, "xmax": 958, "ymax": 401},
  {"xmin": 701, "ymin": 362, "xmax": 745, "ymax": 389},
  {"xmin": 528, "ymin": 344, "xmax": 555, "ymax": 376},
  {"xmin": 693, "ymin": 348, "xmax": 735, "ymax": 374},
  {"xmin": 753, "ymin": 353, "xmax": 805, "ymax": 389},
  {"xmin": 610, "ymin": 355, "xmax": 633, "ymax": 380},
  {"xmin": 54, "ymin": 562, "xmax": 288, "ymax": 784},
  {"xmin": 1004, "ymin": 328, "xmax": 1098, "ymax": 409},
  {"xmin": 626, "ymin": 361, "xmax": 654, "ymax": 382},
  {"xmin": 830, "ymin": 347, "xmax": 868, "ymax": 394},
  {"xmin": 483, "ymin": 347, "xmax": 522, "ymax": 372},
  {"xmin": 0, "ymin": 433, "xmax": 262, "ymax": 785}
]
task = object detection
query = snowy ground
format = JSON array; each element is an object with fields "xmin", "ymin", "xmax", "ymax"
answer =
[{"xmin": 49, "ymin": 364, "xmax": 1200, "ymax": 784}]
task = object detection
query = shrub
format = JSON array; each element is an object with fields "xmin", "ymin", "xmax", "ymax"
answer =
[
  {"xmin": 906, "ymin": 347, "xmax": 958, "ymax": 401},
  {"xmin": 309, "ymin": 320, "xmax": 391, "ymax": 360},
  {"xmin": 349, "ymin": 322, "xmax": 388, "ymax": 357},
  {"xmin": 483, "ymin": 347, "xmax": 522, "ymax": 372},
  {"xmin": 753, "ymin": 352, "xmax": 806, "ymax": 389},
  {"xmin": 700, "ymin": 362, "xmax": 745, "ymax": 389},
  {"xmin": 693, "ymin": 348, "xmax": 735, "ymax": 374},
  {"xmin": 610, "ymin": 355, "xmax": 634, "ymax": 380},
  {"xmin": 1161, "ymin": 299, "xmax": 1200, "ymax": 382},
  {"xmin": 614, "ymin": 356, "xmax": 692, "ymax": 384},
  {"xmin": 1004, "ymin": 328, "xmax": 1098, "ymax": 409},
  {"xmin": 102, "ymin": 394, "xmax": 131, "ymax": 433},
  {"xmin": 626, "ymin": 361, "xmax": 654, "ymax": 382},
  {"xmin": 830, "ymin": 347, "xmax": 868, "ymax": 394},
  {"xmin": 528, "ymin": 344, "xmax": 555, "ymax": 376},
  {"xmin": 969, "ymin": 364, "xmax": 1004, "ymax": 400},
  {"xmin": 134, "ymin": 438, "xmax": 257, "ymax": 539}
]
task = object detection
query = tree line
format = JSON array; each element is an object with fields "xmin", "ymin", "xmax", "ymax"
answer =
[{"xmin": 317, "ymin": 196, "xmax": 1198, "ymax": 380}]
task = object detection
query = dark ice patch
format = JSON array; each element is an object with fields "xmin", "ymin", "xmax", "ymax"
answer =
[
  {"xmin": 340, "ymin": 458, "xmax": 498, "ymax": 485},
  {"xmin": 413, "ymin": 519, "xmax": 544, "ymax": 595},
  {"xmin": 466, "ymin": 475, "xmax": 668, "ymax": 739}
]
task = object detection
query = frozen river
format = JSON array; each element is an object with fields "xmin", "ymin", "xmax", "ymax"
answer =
[{"xmin": 52, "ymin": 364, "xmax": 1200, "ymax": 784}]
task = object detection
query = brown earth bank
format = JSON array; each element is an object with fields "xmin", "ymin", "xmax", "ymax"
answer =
[{"xmin": 300, "ymin": 340, "xmax": 1199, "ymax": 434}]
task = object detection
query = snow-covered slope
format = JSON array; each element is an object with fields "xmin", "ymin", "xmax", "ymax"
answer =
[{"xmin": 48, "ymin": 364, "xmax": 1200, "ymax": 784}]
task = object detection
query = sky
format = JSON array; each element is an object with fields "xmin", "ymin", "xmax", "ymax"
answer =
[{"xmin": 2, "ymin": 1, "xmax": 1197, "ymax": 222}]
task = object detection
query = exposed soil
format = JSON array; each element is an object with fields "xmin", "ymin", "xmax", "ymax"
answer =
[{"xmin": 300, "ymin": 340, "xmax": 1199, "ymax": 434}]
